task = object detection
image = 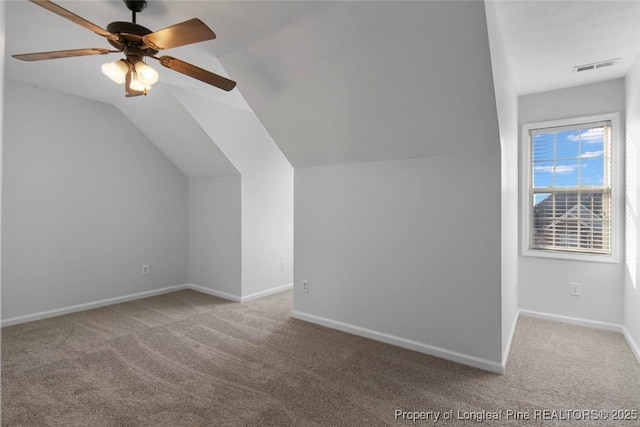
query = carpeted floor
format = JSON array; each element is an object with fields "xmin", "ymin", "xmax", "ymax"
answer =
[{"xmin": 2, "ymin": 289, "xmax": 639, "ymax": 426}]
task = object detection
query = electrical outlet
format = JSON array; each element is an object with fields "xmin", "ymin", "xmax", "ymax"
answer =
[
  {"xmin": 302, "ymin": 280, "xmax": 309, "ymax": 293},
  {"xmin": 280, "ymin": 261, "xmax": 285, "ymax": 271},
  {"xmin": 142, "ymin": 265, "xmax": 150, "ymax": 276},
  {"xmin": 570, "ymin": 282, "xmax": 581, "ymax": 296}
]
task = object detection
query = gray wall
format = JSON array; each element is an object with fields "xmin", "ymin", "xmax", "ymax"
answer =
[
  {"xmin": 174, "ymin": 89, "xmax": 294, "ymax": 299},
  {"xmin": 485, "ymin": 0, "xmax": 520, "ymax": 363},
  {"xmin": 2, "ymin": 80, "xmax": 188, "ymax": 321},
  {"xmin": 188, "ymin": 175, "xmax": 241, "ymax": 298},
  {"xmin": 625, "ymin": 56, "xmax": 640, "ymax": 356},
  {"xmin": 0, "ymin": 1, "xmax": 5, "ymax": 325},
  {"xmin": 518, "ymin": 79, "xmax": 626, "ymax": 325},
  {"xmin": 283, "ymin": 0, "xmax": 504, "ymax": 371},
  {"xmin": 293, "ymin": 152, "xmax": 503, "ymax": 368}
]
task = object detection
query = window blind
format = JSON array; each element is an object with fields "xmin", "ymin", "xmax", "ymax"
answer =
[{"xmin": 529, "ymin": 121, "xmax": 612, "ymax": 254}]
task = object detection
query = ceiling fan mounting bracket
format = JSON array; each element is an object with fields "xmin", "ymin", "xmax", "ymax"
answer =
[
  {"xmin": 124, "ymin": 1, "xmax": 147, "ymax": 13},
  {"xmin": 123, "ymin": 0, "xmax": 147, "ymax": 23}
]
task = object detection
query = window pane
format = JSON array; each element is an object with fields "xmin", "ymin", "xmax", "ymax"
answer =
[
  {"xmin": 581, "ymin": 191, "xmax": 604, "ymax": 217},
  {"xmin": 532, "ymin": 192, "xmax": 552, "ymax": 247},
  {"xmin": 579, "ymin": 138, "xmax": 604, "ymax": 159},
  {"xmin": 533, "ymin": 192, "xmax": 550, "ymax": 205},
  {"xmin": 580, "ymin": 157, "xmax": 604, "ymax": 186},
  {"xmin": 532, "ymin": 134, "xmax": 554, "ymax": 162},
  {"xmin": 532, "ymin": 161, "xmax": 555, "ymax": 188},
  {"xmin": 578, "ymin": 126, "xmax": 605, "ymax": 145},
  {"xmin": 531, "ymin": 189, "xmax": 610, "ymax": 253},
  {"xmin": 556, "ymin": 130, "xmax": 579, "ymax": 160},
  {"xmin": 554, "ymin": 160, "xmax": 579, "ymax": 187}
]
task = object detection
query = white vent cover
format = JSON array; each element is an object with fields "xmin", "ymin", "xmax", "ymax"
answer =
[{"xmin": 573, "ymin": 58, "xmax": 620, "ymax": 73}]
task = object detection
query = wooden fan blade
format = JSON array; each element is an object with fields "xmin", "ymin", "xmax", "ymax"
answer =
[
  {"xmin": 12, "ymin": 48, "xmax": 117, "ymax": 61},
  {"xmin": 153, "ymin": 56, "xmax": 236, "ymax": 91},
  {"xmin": 29, "ymin": 0, "xmax": 120, "ymax": 42},
  {"xmin": 142, "ymin": 18, "xmax": 215, "ymax": 51}
]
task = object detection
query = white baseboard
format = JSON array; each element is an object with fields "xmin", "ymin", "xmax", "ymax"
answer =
[
  {"xmin": 501, "ymin": 309, "xmax": 520, "ymax": 370},
  {"xmin": 517, "ymin": 310, "xmax": 639, "ymax": 365},
  {"xmin": 623, "ymin": 327, "xmax": 640, "ymax": 364},
  {"xmin": 240, "ymin": 283, "xmax": 293, "ymax": 302},
  {"xmin": 185, "ymin": 283, "xmax": 293, "ymax": 303},
  {"xmin": 1, "ymin": 284, "xmax": 189, "ymax": 327},
  {"xmin": 186, "ymin": 283, "xmax": 241, "ymax": 302},
  {"xmin": 1, "ymin": 282, "xmax": 295, "ymax": 328},
  {"xmin": 519, "ymin": 309, "xmax": 624, "ymax": 333},
  {"xmin": 291, "ymin": 310, "xmax": 504, "ymax": 374}
]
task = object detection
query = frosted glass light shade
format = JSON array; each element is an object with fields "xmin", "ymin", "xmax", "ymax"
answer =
[
  {"xmin": 134, "ymin": 61, "xmax": 159, "ymax": 86},
  {"xmin": 101, "ymin": 60, "xmax": 128, "ymax": 84},
  {"xmin": 129, "ymin": 76, "xmax": 150, "ymax": 92}
]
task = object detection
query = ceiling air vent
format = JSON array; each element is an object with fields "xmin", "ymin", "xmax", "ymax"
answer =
[{"xmin": 573, "ymin": 58, "xmax": 620, "ymax": 73}]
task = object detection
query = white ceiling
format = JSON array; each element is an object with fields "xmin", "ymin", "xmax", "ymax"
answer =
[
  {"xmin": 492, "ymin": 0, "xmax": 640, "ymax": 95},
  {"xmin": 5, "ymin": 1, "xmax": 640, "ymax": 169}
]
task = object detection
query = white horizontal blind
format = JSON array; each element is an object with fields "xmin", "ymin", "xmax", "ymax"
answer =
[{"xmin": 529, "ymin": 121, "xmax": 612, "ymax": 254}]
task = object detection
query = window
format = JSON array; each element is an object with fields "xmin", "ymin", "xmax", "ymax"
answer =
[{"xmin": 522, "ymin": 113, "xmax": 620, "ymax": 261}]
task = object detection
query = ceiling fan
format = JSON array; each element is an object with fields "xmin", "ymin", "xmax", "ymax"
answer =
[{"xmin": 12, "ymin": 0, "xmax": 237, "ymax": 97}]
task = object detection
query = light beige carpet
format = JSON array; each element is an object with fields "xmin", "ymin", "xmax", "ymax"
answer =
[{"xmin": 2, "ymin": 289, "xmax": 639, "ymax": 426}]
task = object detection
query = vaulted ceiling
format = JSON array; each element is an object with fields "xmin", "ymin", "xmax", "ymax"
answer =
[{"xmin": 5, "ymin": 1, "xmax": 640, "ymax": 172}]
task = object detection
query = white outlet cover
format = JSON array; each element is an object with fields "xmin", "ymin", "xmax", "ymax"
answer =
[{"xmin": 570, "ymin": 282, "xmax": 581, "ymax": 296}]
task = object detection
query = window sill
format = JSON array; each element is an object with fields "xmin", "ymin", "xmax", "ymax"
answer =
[{"xmin": 522, "ymin": 248, "xmax": 619, "ymax": 264}]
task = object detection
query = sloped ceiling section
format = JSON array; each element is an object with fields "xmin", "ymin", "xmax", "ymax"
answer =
[
  {"xmin": 114, "ymin": 85, "xmax": 238, "ymax": 178},
  {"xmin": 172, "ymin": 86, "xmax": 291, "ymax": 176},
  {"xmin": 5, "ymin": 1, "xmax": 500, "ymax": 170},
  {"xmin": 216, "ymin": 1, "xmax": 501, "ymax": 168}
]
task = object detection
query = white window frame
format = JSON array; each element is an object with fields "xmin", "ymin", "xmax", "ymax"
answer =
[{"xmin": 521, "ymin": 112, "xmax": 621, "ymax": 263}]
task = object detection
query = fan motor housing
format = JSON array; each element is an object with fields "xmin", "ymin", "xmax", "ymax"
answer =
[{"xmin": 106, "ymin": 21, "xmax": 158, "ymax": 56}]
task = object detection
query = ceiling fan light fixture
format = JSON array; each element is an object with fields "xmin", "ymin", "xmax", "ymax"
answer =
[
  {"xmin": 129, "ymin": 74, "xmax": 150, "ymax": 92},
  {"xmin": 101, "ymin": 59, "xmax": 129, "ymax": 84},
  {"xmin": 133, "ymin": 60, "xmax": 159, "ymax": 86},
  {"xmin": 15, "ymin": 0, "xmax": 237, "ymax": 97}
]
